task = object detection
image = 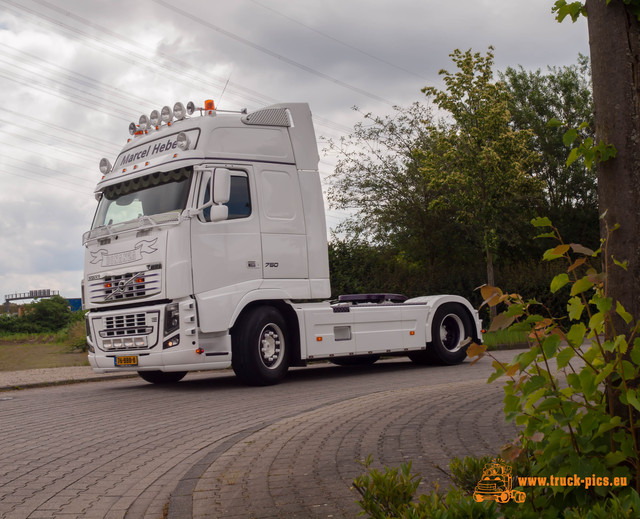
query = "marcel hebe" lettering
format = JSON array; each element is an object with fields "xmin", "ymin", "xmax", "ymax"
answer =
[
  {"xmin": 151, "ymin": 138, "xmax": 179, "ymax": 155},
  {"xmin": 118, "ymin": 137, "xmax": 179, "ymax": 167}
]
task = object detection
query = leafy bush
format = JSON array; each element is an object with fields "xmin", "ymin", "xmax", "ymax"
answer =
[
  {"xmin": 0, "ymin": 296, "xmax": 76, "ymax": 334},
  {"xmin": 353, "ymin": 455, "xmax": 500, "ymax": 519},
  {"xmin": 66, "ymin": 319, "xmax": 88, "ymax": 352},
  {"xmin": 354, "ymin": 218, "xmax": 640, "ymax": 517}
]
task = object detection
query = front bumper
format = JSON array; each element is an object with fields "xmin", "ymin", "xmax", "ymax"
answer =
[{"xmin": 86, "ymin": 298, "xmax": 232, "ymax": 372}]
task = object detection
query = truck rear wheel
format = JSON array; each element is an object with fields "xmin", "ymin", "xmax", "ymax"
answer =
[
  {"xmin": 409, "ymin": 303, "xmax": 472, "ymax": 366},
  {"xmin": 137, "ymin": 371, "xmax": 187, "ymax": 384},
  {"xmin": 232, "ymin": 306, "xmax": 290, "ymax": 386}
]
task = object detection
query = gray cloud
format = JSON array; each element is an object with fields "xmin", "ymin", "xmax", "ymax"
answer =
[{"xmin": 0, "ymin": 0, "xmax": 589, "ymax": 301}]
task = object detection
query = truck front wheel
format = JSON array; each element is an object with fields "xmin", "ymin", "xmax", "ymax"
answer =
[
  {"xmin": 409, "ymin": 303, "xmax": 472, "ymax": 366},
  {"xmin": 232, "ymin": 306, "xmax": 290, "ymax": 386}
]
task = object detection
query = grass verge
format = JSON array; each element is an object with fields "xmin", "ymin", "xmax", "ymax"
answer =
[
  {"xmin": 482, "ymin": 329, "xmax": 528, "ymax": 350},
  {"xmin": 0, "ymin": 341, "xmax": 89, "ymax": 371}
]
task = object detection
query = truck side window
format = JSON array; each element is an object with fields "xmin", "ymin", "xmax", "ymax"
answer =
[{"xmin": 202, "ymin": 171, "xmax": 251, "ymax": 221}]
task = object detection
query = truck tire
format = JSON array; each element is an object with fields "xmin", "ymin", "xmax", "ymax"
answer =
[
  {"xmin": 137, "ymin": 371, "xmax": 187, "ymax": 384},
  {"xmin": 330, "ymin": 355, "xmax": 380, "ymax": 367},
  {"xmin": 232, "ymin": 306, "xmax": 290, "ymax": 386},
  {"xmin": 409, "ymin": 303, "xmax": 472, "ymax": 366}
]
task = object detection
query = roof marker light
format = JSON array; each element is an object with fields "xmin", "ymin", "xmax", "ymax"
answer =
[
  {"xmin": 204, "ymin": 99, "xmax": 215, "ymax": 110},
  {"xmin": 176, "ymin": 132, "xmax": 190, "ymax": 150},
  {"xmin": 186, "ymin": 101, "xmax": 196, "ymax": 115},
  {"xmin": 150, "ymin": 109, "xmax": 161, "ymax": 127},
  {"xmin": 99, "ymin": 158, "xmax": 112, "ymax": 174},
  {"xmin": 161, "ymin": 106, "xmax": 173, "ymax": 123},
  {"xmin": 174, "ymin": 102, "xmax": 186, "ymax": 120}
]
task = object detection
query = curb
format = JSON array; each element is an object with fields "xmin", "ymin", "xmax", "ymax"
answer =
[{"xmin": 0, "ymin": 373, "xmax": 138, "ymax": 392}]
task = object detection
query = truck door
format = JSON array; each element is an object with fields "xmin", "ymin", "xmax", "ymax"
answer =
[
  {"xmin": 190, "ymin": 167, "xmax": 262, "ymax": 332},
  {"xmin": 255, "ymin": 165, "xmax": 309, "ymax": 280}
]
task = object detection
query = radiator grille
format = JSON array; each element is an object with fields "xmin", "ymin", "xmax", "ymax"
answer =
[
  {"xmin": 89, "ymin": 271, "xmax": 160, "ymax": 304},
  {"xmin": 100, "ymin": 313, "xmax": 151, "ymax": 337}
]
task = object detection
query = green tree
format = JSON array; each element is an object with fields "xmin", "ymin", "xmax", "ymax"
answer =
[
  {"xmin": 501, "ymin": 57, "xmax": 598, "ymax": 247},
  {"xmin": 26, "ymin": 296, "xmax": 72, "ymax": 331},
  {"xmin": 325, "ymin": 102, "xmax": 472, "ymax": 272},
  {"xmin": 421, "ymin": 48, "xmax": 544, "ymax": 298}
]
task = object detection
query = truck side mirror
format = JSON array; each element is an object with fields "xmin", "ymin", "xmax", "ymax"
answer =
[
  {"xmin": 193, "ymin": 168, "xmax": 231, "ymax": 221},
  {"xmin": 213, "ymin": 168, "xmax": 231, "ymax": 205},
  {"xmin": 209, "ymin": 205, "xmax": 228, "ymax": 222}
]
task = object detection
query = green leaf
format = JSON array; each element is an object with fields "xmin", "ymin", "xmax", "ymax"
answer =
[
  {"xmin": 567, "ymin": 373, "xmax": 581, "ymax": 390},
  {"xmin": 612, "ymin": 256, "xmax": 628, "ymax": 271},
  {"xmin": 536, "ymin": 397, "xmax": 561, "ymax": 412},
  {"xmin": 594, "ymin": 363, "xmax": 614, "ymax": 386},
  {"xmin": 593, "ymin": 295, "xmax": 612, "ymax": 313},
  {"xmin": 557, "ymin": 347, "xmax": 575, "ymax": 369},
  {"xmin": 535, "ymin": 232, "xmax": 556, "ymax": 239},
  {"xmin": 616, "ymin": 301, "xmax": 633, "ymax": 324},
  {"xmin": 605, "ymin": 451, "xmax": 628, "ymax": 467},
  {"xmin": 589, "ymin": 312, "xmax": 606, "ymax": 334},
  {"xmin": 567, "ymin": 296, "xmax": 585, "ymax": 321},
  {"xmin": 625, "ymin": 389, "xmax": 640, "ymax": 413},
  {"xmin": 543, "ymin": 334, "xmax": 561, "ymax": 358},
  {"xmin": 595, "ymin": 416, "xmax": 622, "ymax": 438},
  {"xmin": 531, "ymin": 216, "xmax": 552, "ymax": 228},
  {"xmin": 517, "ymin": 347, "xmax": 540, "ymax": 371},
  {"xmin": 630, "ymin": 339, "xmax": 640, "ymax": 365},
  {"xmin": 566, "ymin": 323, "xmax": 586, "ymax": 348},
  {"xmin": 547, "ymin": 117, "xmax": 563, "ymax": 128},
  {"xmin": 550, "ymin": 273, "xmax": 570, "ymax": 293},
  {"xmin": 579, "ymin": 369, "xmax": 596, "ymax": 396},
  {"xmin": 622, "ymin": 360, "xmax": 638, "ymax": 380},
  {"xmin": 504, "ymin": 394, "xmax": 521, "ymax": 414},
  {"xmin": 566, "ymin": 147, "xmax": 580, "ymax": 167},
  {"xmin": 505, "ymin": 304, "xmax": 525, "ymax": 317},
  {"xmin": 563, "ymin": 128, "xmax": 578, "ymax": 146},
  {"xmin": 570, "ymin": 276, "xmax": 594, "ymax": 296}
]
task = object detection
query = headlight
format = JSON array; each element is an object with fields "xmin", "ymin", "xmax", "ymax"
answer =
[
  {"xmin": 150, "ymin": 109, "xmax": 161, "ymax": 127},
  {"xmin": 176, "ymin": 132, "xmax": 190, "ymax": 150},
  {"xmin": 161, "ymin": 105, "xmax": 173, "ymax": 124},
  {"xmin": 174, "ymin": 102, "xmax": 186, "ymax": 120},
  {"xmin": 99, "ymin": 158, "xmax": 112, "ymax": 174},
  {"xmin": 139, "ymin": 114, "xmax": 150, "ymax": 131},
  {"xmin": 164, "ymin": 303, "xmax": 180, "ymax": 336}
]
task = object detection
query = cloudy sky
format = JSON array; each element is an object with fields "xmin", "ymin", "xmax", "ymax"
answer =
[{"xmin": 0, "ymin": 0, "xmax": 588, "ymax": 302}]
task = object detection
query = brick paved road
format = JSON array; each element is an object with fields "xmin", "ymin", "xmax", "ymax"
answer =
[{"xmin": 0, "ymin": 351, "xmax": 522, "ymax": 519}]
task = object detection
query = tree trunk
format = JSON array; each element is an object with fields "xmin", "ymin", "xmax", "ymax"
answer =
[
  {"xmin": 486, "ymin": 246, "xmax": 497, "ymax": 320},
  {"xmin": 586, "ymin": 0, "xmax": 640, "ymax": 489},
  {"xmin": 586, "ymin": 0, "xmax": 640, "ymax": 330}
]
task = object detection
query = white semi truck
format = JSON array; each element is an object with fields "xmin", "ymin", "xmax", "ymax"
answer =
[{"xmin": 83, "ymin": 100, "xmax": 483, "ymax": 385}]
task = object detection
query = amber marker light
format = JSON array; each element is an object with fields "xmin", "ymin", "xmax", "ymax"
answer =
[
  {"xmin": 135, "ymin": 277, "xmax": 145, "ymax": 283},
  {"xmin": 410, "ymin": 331, "xmax": 415, "ymax": 336},
  {"xmin": 104, "ymin": 283, "xmax": 112, "ymax": 288},
  {"xmin": 196, "ymin": 348, "xmax": 204, "ymax": 354},
  {"xmin": 316, "ymin": 337, "xmax": 323, "ymax": 341}
]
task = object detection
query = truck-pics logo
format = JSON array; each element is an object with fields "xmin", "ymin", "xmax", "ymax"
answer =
[
  {"xmin": 473, "ymin": 459, "xmax": 526, "ymax": 504},
  {"xmin": 90, "ymin": 239, "xmax": 158, "ymax": 267}
]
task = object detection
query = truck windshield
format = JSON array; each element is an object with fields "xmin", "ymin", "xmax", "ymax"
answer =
[{"xmin": 92, "ymin": 167, "xmax": 192, "ymax": 229}]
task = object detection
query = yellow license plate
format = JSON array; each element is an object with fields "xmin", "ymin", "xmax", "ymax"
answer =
[{"xmin": 114, "ymin": 355, "xmax": 138, "ymax": 366}]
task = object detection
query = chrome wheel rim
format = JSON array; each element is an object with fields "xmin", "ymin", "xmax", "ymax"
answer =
[
  {"xmin": 440, "ymin": 314, "xmax": 464, "ymax": 352},
  {"xmin": 259, "ymin": 323, "xmax": 284, "ymax": 369}
]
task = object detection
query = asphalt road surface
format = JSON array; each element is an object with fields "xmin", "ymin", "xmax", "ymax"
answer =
[{"xmin": 0, "ymin": 350, "xmax": 522, "ymax": 519}]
